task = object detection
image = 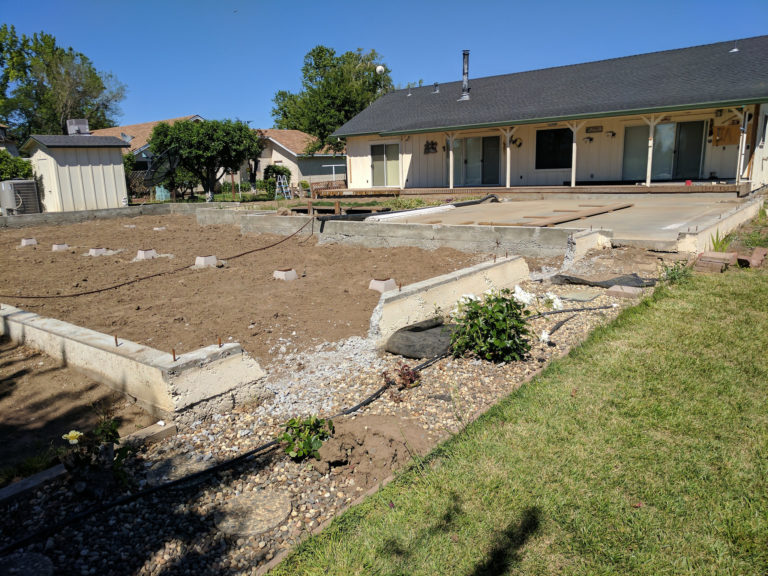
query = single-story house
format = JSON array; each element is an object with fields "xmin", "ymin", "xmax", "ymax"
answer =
[
  {"xmin": 334, "ymin": 36, "xmax": 768, "ymax": 192},
  {"xmin": 254, "ymin": 129, "xmax": 347, "ymax": 185},
  {"xmin": 21, "ymin": 134, "xmax": 129, "ymax": 212},
  {"xmin": 0, "ymin": 123, "xmax": 19, "ymax": 157},
  {"xmin": 91, "ymin": 115, "xmax": 204, "ymax": 170}
]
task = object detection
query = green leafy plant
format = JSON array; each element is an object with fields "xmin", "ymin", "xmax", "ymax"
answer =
[
  {"xmin": 383, "ymin": 362, "xmax": 420, "ymax": 390},
  {"xmin": 280, "ymin": 415, "xmax": 334, "ymax": 460},
  {"xmin": 450, "ymin": 289, "xmax": 531, "ymax": 363},
  {"xmin": 709, "ymin": 229, "xmax": 732, "ymax": 252},
  {"xmin": 661, "ymin": 261, "xmax": 692, "ymax": 285},
  {"xmin": 59, "ymin": 418, "xmax": 133, "ymax": 489}
]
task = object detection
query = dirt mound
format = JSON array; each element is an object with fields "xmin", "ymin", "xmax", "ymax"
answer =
[{"xmin": 318, "ymin": 414, "xmax": 432, "ymax": 490}]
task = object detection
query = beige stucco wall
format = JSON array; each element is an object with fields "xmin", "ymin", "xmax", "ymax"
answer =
[
  {"xmin": 346, "ymin": 107, "xmax": 747, "ymax": 190},
  {"xmin": 29, "ymin": 145, "xmax": 127, "ymax": 212}
]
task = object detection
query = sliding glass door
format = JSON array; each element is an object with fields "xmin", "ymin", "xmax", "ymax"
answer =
[
  {"xmin": 446, "ymin": 136, "xmax": 500, "ymax": 186},
  {"xmin": 371, "ymin": 144, "xmax": 399, "ymax": 187},
  {"xmin": 622, "ymin": 121, "xmax": 705, "ymax": 181}
]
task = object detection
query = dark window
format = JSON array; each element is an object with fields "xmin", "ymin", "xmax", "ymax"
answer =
[{"xmin": 536, "ymin": 128, "xmax": 572, "ymax": 170}]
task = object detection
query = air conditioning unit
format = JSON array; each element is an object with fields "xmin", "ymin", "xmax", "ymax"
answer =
[
  {"xmin": 66, "ymin": 118, "xmax": 90, "ymax": 135},
  {"xmin": 0, "ymin": 180, "xmax": 41, "ymax": 216}
]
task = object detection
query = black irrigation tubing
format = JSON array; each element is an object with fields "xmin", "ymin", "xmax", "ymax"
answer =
[
  {"xmin": 548, "ymin": 314, "xmax": 576, "ymax": 336},
  {"xmin": 527, "ymin": 304, "xmax": 614, "ymax": 320},
  {"xmin": 0, "ymin": 349, "xmax": 450, "ymax": 557},
  {"xmin": 0, "ymin": 217, "xmax": 315, "ymax": 301}
]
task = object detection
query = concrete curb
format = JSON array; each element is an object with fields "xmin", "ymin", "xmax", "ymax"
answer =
[
  {"xmin": 676, "ymin": 196, "xmax": 764, "ymax": 253},
  {"xmin": 0, "ymin": 304, "xmax": 267, "ymax": 421}
]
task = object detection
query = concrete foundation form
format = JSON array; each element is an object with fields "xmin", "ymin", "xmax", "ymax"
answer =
[
  {"xmin": 0, "ymin": 304, "xmax": 268, "ymax": 424},
  {"xmin": 369, "ymin": 256, "xmax": 531, "ymax": 345}
]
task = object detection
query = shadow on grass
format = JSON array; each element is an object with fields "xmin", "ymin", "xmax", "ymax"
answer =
[{"xmin": 468, "ymin": 506, "xmax": 541, "ymax": 576}]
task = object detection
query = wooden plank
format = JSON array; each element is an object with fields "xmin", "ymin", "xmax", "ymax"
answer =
[{"xmin": 526, "ymin": 203, "xmax": 634, "ymax": 227}]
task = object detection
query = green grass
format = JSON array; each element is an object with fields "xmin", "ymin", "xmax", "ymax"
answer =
[{"xmin": 272, "ymin": 270, "xmax": 768, "ymax": 575}]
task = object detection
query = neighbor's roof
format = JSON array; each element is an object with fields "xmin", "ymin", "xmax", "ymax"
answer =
[
  {"xmin": 334, "ymin": 35, "xmax": 768, "ymax": 138},
  {"xmin": 91, "ymin": 115, "xmax": 203, "ymax": 153},
  {"xmin": 21, "ymin": 135, "xmax": 129, "ymax": 153},
  {"xmin": 259, "ymin": 128, "xmax": 346, "ymax": 156}
]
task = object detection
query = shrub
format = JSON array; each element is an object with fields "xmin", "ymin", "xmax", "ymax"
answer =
[
  {"xmin": 280, "ymin": 416, "xmax": 334, "ymax": 460},
  {"xmin": 264, "ymin": 164, "xmax": 291, "ymax": 184},
  {"xmin": 299, "ymin": 180, "xmax": 310, "ymax": 190},
  {"xmin": 450, "ymin": 289, "xmax": 531, "ymax": 363},
  {"xmin": 0, "ymin": 149, "xmax": 32, "ymax": 180}
]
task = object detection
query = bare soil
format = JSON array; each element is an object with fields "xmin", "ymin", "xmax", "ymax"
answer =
[
  {"xmin": 0, "ymin": 214, "xmax": 483, "ymax": 363},
  {"xmin": 0, "ymin": 337, "xmax": 153, "ymax": 484}
]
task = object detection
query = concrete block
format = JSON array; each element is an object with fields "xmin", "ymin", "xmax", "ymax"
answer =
[
  {"xmin": 51, "ymin": 243, "xmax": 69, "ymax": 252},
  {"xmin": 153, "ymin": 226, "xmax": 166, "ymax": 231},
  {"xmin": 124, "ymin": 224, "xmax": 136, "ymax": 228},
  {"xmin": 194, "ymin": 255, "xmax": 218, "ymax": 268},
  {"xmin": 136, "ymin": 248, "xmax": 158, "ymax": 260},
  {"xmin": 693, "ymin": 260, "xmax": 726, "ymax": 273},
  {"xmin": 273, "ymin": 268, "xmax": 298, "ymax": 281},
  {"xmin": 20, "ymin": 238, "xmax": 37, "ymax": 247},
  {"xmin": 699, "ymin": 251, "xmax": 737, "ymax": 265},
  {"xmin": 606, "ymin": 285, "xmax": 643, "ymax": 298},
  {"xmin": 89, "ymin": 247, "xmax": 107, "ymax": 257},
  {"xmin": 122, "ymin": 421, "xmax": 177, "ymax": 445},
  {"xmin": 369, "ymin": 278, "xmax": 397, "ymax": 293}
]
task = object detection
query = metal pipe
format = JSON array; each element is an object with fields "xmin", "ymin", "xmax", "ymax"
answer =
[{"xmin": 459, "ymin": 50, "xmax": 470, "ymax": 101}]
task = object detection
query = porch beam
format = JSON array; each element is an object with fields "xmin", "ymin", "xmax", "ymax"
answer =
[
  {"xmin": 642, "ymin": 114, "xmax": 661, "ymax": 186},
  {"xmin": 566, "ymin": 121, "xmax": 585, "ymax": 187},
  {"xmin": 446, "ymin": 132, "xmax": 456, "ymax": 189},
  {"xmin": 500, "ymin": 127, "xmax": 516, "ymax": 188}
]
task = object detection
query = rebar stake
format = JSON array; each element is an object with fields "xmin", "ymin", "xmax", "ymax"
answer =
[
  {"xmin": 218, "ymin": 337, "xmax": 222, "ymax": 348},
  {"xmin": 172, "ymin": 349, "xmax": 176, "ymax": 362},
  {"xmin": 114, "ymin": 335, "xmax": 118, "ymax": 347}
]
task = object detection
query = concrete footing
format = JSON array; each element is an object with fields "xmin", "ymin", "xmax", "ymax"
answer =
[
  {"xmin": 0, "ymin": 303, "xmax": 268, "ymax": 424},
  {"xmin": 195, "ymin": 255, "xmax": 218, "ymax": 268},
  {"xmin": 273, "ymin": 268, "xmax": 298, "ymax": 281},
  {"xmin": 369, "ymin": 278, "xmax": 397, "ymax": 293},
  {"xmin": 369, "ymin": 256, "xmax": 530, "ymax": 344},
  {"xmin": 20, "ymin": 238, "xmax": 37, "ymax": 247},
  {"xmin": 136, "ymin": 248, "xmax": 157, "ymax": 260},
  {"xmin": 51, "ymin": 243, "xmax": 69, "ymax": 252},
  {"xmin": 88, "ymin": 247, "xmax": 107, "ymax": 257}
]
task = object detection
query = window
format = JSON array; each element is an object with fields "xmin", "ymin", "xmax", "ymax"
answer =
[{"xmin": 536, "ymin": 128, "xmax": 572, "ymax": 170}]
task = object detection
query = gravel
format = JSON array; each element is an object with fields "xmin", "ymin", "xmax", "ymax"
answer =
[{"xmin": 0, "ymin": 279, "xmax": 641, "ymax": 575}]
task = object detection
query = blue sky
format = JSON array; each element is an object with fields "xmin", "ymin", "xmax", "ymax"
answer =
[{"xmin": 2, "ymin": 0, "xmax": 767, "ymax": 130}]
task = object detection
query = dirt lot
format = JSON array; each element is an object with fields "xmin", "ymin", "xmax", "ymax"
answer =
[{"xmin": 0, "ymin": 214, "xmax": 484, "ymax": 363}]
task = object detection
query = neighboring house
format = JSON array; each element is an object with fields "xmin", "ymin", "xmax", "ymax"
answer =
[
  {"xmin": 334, "ymin": 36, "xmax": 768, "ymax": 192},
  {"xmin": 0, "ymin": 123, "xmax": 19, "ymax": 157},
  {"xmin": 20, "ymin": 134, "xmax": 129, "ymax": 212},
  {"xmin": 254, "ymin": 129, "xmax": 347, "ymax": 185},
  {"xmin": 91, "ymin": 115, "xmax": 204, "ymax": 169}
]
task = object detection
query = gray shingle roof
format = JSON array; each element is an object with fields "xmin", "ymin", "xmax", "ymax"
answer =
[
  {"xmin": 334, "ymin": 35, "xmax": 768, "ymax": 137},
  {"xmin": 22, "ymin": 135, "xmax": 129, "ymax": 151}
]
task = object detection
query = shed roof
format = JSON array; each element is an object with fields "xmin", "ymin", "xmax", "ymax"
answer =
[
  {"xmin": 21, "ymin": 135, "xmax": 129, "ymax": 153},
  {"xmin": 334, "ymin": 35, "xmax": 768, "ymax": 137}
]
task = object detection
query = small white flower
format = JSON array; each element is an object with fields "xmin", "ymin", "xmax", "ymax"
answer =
[
  {"xmin": 545, "ymin": 292, "xmax": 564, "ymax": 310},
  {"xmin": 513, "ymin": 285, "xmax": 534, "ymax": 306},
  {"xmin": 460, "ymin": 293, "xmax": 479, "ymax": 303},
  {"xmin": 540, "ymin": 330, "xmax": 550, "ymax": 343}
]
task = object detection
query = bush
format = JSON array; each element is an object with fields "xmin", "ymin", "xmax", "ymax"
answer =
[
  {"xmin": 299, "ymin": 180, "xmax": 310, "ymax": 190},
  {"xmin": 0, "ymin": 149, "xmax": 32, "ymax": 180},
  {"xmin": 450, "ymin": 289, "xmax": 531, "ymax": 363},
  {"xmin": 280, "ymin": 416, "xmax": 334, "ymax": 460},
  {"xmin": 264, "ymin": 164, "xmax": 291, "ymax": 185}
]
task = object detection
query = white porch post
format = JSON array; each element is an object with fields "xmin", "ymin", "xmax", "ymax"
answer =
[
  {"xmin": 731, "ymin": 108, "xmax": 748, "ymax": 184},
  {"xmin": 446, "ymin": 132, "xmax": 456, "ymax": 189},
  {"xmin": 642, "ymin": 115, "xmax": 660, "ymax": 187},
  {"xmin": 500, "ymin": 127, "xmax": 516, "ymax": 188},
  {"xmin": 567, "ymin": 122, "xmax": 585, "ymax": 187}
]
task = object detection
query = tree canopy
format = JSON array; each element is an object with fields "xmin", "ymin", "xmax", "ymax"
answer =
[
  {"xmin": 0, "ymin": 24, "xmax": 125, "ymax": 142},
  {"xmin": 148, "ymin": 119, "xmax": 263, "ymax": 197},
  {"xmin": 0, "ymin": 149, "xmax": 32, "ymax": 180},
  {"xmin": 272, "ymin": 46, "xmax": 392, "ymax": 153}
]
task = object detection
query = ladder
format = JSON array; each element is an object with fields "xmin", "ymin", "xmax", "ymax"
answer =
[{"xmin": 275, "ymin": 175, "xmax": 292, "ymax": 200}]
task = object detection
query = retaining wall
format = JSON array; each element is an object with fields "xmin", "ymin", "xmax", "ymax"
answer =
[
  {"xmin": 369, "ymin": 256, "xmax": 531, "ymax": 344},
  {"xmin": 677, "ymin": 196, "xmax": 764, "ymax": 253},
  {"xmin": 0, "ymin": 304, "xmax": 268, "ymax": 423}
]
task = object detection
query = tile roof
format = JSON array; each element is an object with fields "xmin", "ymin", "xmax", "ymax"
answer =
[
  {"xmin": 90, "ymin": 115, "xmax": 202, "ymax": 153},
  {"xmin": 334, "ymin": 35, "xmax": 768, "ymax": 137},
  {"xmin": 22, "ymin": 135, "xmax": 129, "ymax": 151},
  {"xmin": 258, "ymin": 129, "xmax": 346, "ymax": 156}
]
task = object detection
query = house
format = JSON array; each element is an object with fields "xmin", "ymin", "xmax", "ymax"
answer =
[
  {"xmin": 91, "ymin": 115, "xmax": 204, "ymax": 170},
  {"xmin": 20, "ymin": 131, "xmax": 129, "ymax": 212},
  {"xmin": 255, "ymin": 129, "xmax": 347, "ymax": 185},
  {"xmin": 0, "ymin": 123, "xmax": 19, "ymax": 157},
  {"xmin": 334, "ymin": 36, "xmax": 768, "ymax": 192}
]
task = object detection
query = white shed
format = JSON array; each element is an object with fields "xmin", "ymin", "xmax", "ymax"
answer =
[{"xmin": 21, "ymin": 135, "xmax": 129, "ymax": 212}]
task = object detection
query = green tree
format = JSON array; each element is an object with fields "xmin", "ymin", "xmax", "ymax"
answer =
[
  {"xmin": 148, "ymin": 119, "xmax": 262, "ymax": 199},
  {"xmin": 272, "ymin": 46, "xmax": 392, "ymax": 153},
  {"xmin": 0, "ymin": 24, "xmax": 125, "ymax": 141},
  {"xmin": 0, "ymin": 148, "xmax": 32, "ymax": 180}
]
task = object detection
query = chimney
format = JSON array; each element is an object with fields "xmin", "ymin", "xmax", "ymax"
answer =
[
  {"xmin": 66, "ymin": 119, "xmax": 90, "ymax": 135},
  {"xmin": 458, "ymin": 50, "xmax": 470, "ymax": 101}
]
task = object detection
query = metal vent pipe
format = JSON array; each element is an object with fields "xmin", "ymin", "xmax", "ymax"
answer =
[{"xmin": 459, "ymin": 50, "xmax": 470, "ymax": 101}]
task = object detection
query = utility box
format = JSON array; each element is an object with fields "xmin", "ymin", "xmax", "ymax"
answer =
[{"xmin": 0, "ymin": 179, "xmax": 41, "ymax": 216}]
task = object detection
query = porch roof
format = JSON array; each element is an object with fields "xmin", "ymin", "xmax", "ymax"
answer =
[{"xmin": 334, "ymin": 35, "xmax": 768, "ymax": 138}]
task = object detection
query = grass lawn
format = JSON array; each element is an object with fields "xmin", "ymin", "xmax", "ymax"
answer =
[{"xmin": 272, "ymin": 270, "xmax": 768, "ymax": 575}]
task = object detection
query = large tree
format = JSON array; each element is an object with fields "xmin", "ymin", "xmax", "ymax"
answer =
[
  {"xmin": 148, "ymin": 119, "xmax": 263, "ymax": 199},
  {"xmin": 272, "ymin": 46, "xmax": 392, "ymax": 153},
  {"xmin": 0, "ymin": 24, "xmax": 125, "ymax": 141}
]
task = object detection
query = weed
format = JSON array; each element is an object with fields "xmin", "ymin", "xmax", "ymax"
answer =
[
  {"xmin": 450, "ymin": 289, "xmax": 531, "ymax": 363},
  {"xmin": 661, "ymin": 261, "xmax": 692, "ymax": 285},
  {"xmin": 382, "ymin": 362, "xmax": 420, "ymax": 390},
  {"xmin": 710, "ymin": 229, "xmax": 732, "ymax": 252},
  {"xmin": 280, "ymin": 415, "xmax": 334, "ymax": 460}
]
